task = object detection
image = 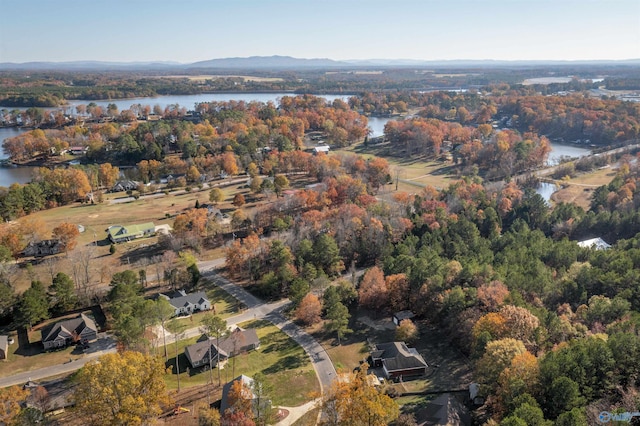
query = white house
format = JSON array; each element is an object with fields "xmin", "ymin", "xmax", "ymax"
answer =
[
  {"xmin": 577, "ymin": 237, "xmax": 611, "ymax": 250},
  {"xmin": 160, "ymin": 290, "xmax": 211, "ymax": 316}
]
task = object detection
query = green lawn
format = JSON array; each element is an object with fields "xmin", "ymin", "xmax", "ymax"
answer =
[
  {"xmin": 162, "ymin": 320, "xmax": 319, "ymax": 406},
  {"xmin": 171, "ymin": 285, "xmax": 240, "ymax": 329}
]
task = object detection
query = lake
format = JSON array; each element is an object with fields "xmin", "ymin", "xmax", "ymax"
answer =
[
  {"xmin": 0, "ymin": 97, "xmax": 592, "ymax": 188},
  {"xmin": 0, "ymin": 92, "xmax": 349, "ymax": 115}
]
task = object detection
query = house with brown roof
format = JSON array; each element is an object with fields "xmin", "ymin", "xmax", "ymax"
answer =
[
  {"xmin": 370, "ymin": 341, "xmax": 428, "ymax": 380},
  {"xmin": 184, "ymin": 328, "xmax": 260, "ymax": 369},
  {"xmin": 41, "ymin": 314, "xmax": 98, "ymax": 350}
]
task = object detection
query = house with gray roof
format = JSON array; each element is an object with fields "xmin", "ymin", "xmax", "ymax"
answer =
[
  {"xmin": 0, "ymin": 335, "xmax": 8, "ymax": 360},
  {"xmin": 370, "ymin": 341, "xmax": 428, "ymax": 380},
  {"xmin": 110, "ymin": 180, "xmax": 139, "ymax": 193},
  {"xmin": 21, "ymin": 239, "xmax": 64, "ymax": 258},
  {"xmin": 185, "ymin": 328, "xmax": 260, "ymax": 369},
  {"xmin": 41, "ymin": 314, "xmax": 98, "ymax": 350},
  {"xmin": 160, "ymin": 290, "xmax": 211, "ymax": 316}
]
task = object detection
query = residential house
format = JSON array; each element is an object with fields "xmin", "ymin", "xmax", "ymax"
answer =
[
  {"xmin": 0, "ymin": 335, "xmax": 8, "ymax": 360},
  {"xmin": 107, "ymin": 222, "xmax": 156, "ymax": 243},
  {"xmin": 313, "ymin": 145, "xmax": 330, "ymax": 155},
  {"xmin": 577, "ymin": 237, "xmax": 611, "ymax": 250},
  {"xmin": 68, "ymin": 146, "xmax": 88, "ymax": 155},
  {"xmin": 160, "ymin": 290, "xmax": 211, "ymax": 316},
  {"xmin": 41, "ymin": 314, "xmax": 98, "ymax": 350},
  {"xmin": 110, "ymin": 180, "xmax": 139, "ymax": 193},
  {"xmin": 370, "ymin": 341, "xmax": 428, "ymax": 380},
  {"xmin": 220, "ymin": 375, "xmax": 271, "ymax": 416},
  {"xmin": 184, "ymin": 328, "xmax": 260, "ymax": 369},
  {"xmin": 392, "ymin": 310, "xmax": 416, "ymax": 326},
  {"xmin": 21, "ymin": 239, "xmax": 64, "ymax": 258},
  {"xmin": 415, "ymin": 393, "xmax": 471, "ymax": 426}
]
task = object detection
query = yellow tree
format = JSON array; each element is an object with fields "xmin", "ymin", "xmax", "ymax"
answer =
[
  {"xmin": 319, "ymin": 363, "xmax": 399, "ymax": 426},
  {"xmin": 221, "ymin": 151, "xmax": 239, "ymax": 176},
  {"xmin": 98, "ymin": 163, "xmax": 120, "ymax": 189},
  {"xmin": 497, "ymin": 351, "xmax": 540, "ymax": 412},
  {"xmin": 476, "ymin": 338, "xmax": 527, "ymax": 393},
  {"xmin": 0, "ymin": 385, "xmax": 29, "ymax": 425},
  {"xmin": 73, "ymin": 351, "xmax": 170, "ymax": 426}
]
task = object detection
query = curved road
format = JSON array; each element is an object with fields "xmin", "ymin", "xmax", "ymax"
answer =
[
  {"xmin": 197, "ymin": 262, "xmax": 337, "ymax": 393},
  {"xmin": 0, "ymin": 258, "xmax": 337, "ymax": 396}
]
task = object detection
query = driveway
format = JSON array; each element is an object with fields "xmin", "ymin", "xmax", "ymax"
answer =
[{"xmin": 0, "ymin": 335, "xmax": 117, "ymax": 388}]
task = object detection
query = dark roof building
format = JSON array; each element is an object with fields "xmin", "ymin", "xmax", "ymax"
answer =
[
  {"xmin": 392, "ymin": 310, "xmax": 416, "ymax": 326},
  {"xmin": 185, "ymin": 328, "xmax": 260, "ymax": 369},
  {"xmin": 370, "ymin": 341, "xmax": 428, "ymax": 380},
  {"xmin": 21, "ymin": 240, "xmax": 64, "ymax": 258},
  {"xmin": 415, "ymin": 393, "xmax": 471, "ymax": 425},
  {"xmin": 41, "ymin": 314, "xmax": 98, "ymax": 350}
]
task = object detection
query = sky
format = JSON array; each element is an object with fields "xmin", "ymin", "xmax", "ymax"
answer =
[{"xmin": 1, "ymin": 0, "xmax": 638, "ymax": 63}]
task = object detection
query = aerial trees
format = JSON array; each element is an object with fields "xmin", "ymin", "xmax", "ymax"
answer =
[
  {"xmin": 73, "ymin": 351, "xmax": 169, "ymax": 426},
  {"xmin": 319, "ymin": 364, "xmax": 399, "ymax": 426}
]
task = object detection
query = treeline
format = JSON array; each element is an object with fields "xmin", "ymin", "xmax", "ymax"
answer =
[
  {"xmin": 358, "ymin": 90, "xmax": 640, "ymax": 147},
  {"xmin": 218, "ymin": 154, "xmax": 640, "ymax": 424}
]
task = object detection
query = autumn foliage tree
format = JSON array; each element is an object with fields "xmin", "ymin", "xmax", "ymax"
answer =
[
  {"xmin": 52, "ymin": 222, "xmax": 80, "ymax": 253},
  {"xmin": 395, "ymin": 319, "xmax": 418, "ymax": 343},
  {"xmin": 0, "ymin": 385, "xmax": 29, "ymax": 425},
  {"xmin": 73, "ymin": 351, "xmax": 169, "ymax": 426},
  {"xmin": 358, "ymin": 266, "xmax": 387, "ymax": 311},
  {"xmin": 222, "ymin": 379, "xmax": 255, "ymax": 426},
  {"xmin": 295, "ymin": 293, "xmax": 322, "ymax": 325},
  {"xmin": 319, "ymin": 363, "xmax": 399, "ymax": 426},
  {"xmin": 476, "ymin": 338, "xmax": 527, "ymax": 393}
]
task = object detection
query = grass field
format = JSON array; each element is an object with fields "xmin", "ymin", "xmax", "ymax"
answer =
[
  {"xmin": 162, "ymin": 320, "xmax": 319, "ymax": 406},
  {"xmin": 550, "ymin": 165, "xmax": 617, "ymax": 209}
]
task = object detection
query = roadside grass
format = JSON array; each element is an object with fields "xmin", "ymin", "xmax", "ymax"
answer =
[
  {"xmin": 0, "ymin": 337, "xmax": 76, "ymax": 377},
  {"xmin": 163, "ymin": 320, "xmax": 319, "ymax": 406}
]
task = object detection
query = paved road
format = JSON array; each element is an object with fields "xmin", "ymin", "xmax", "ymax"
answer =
[
  {"xmin": 197, "ymin": 262, "xmax": 337, "ymax": 393},
  {"xmin": 0, "ymin": 335, "xmax": 117, "ymax": 388},
  {"xmin": 109, "ymin": 177, "xmax": 249, "ymax": 204},
  {"xmin": 0, "ymin": 257, "xmax": 338, "ymax": 396}
]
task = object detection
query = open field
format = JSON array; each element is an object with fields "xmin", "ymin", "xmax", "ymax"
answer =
[
  {"xmin": 550, "ymin": 165, "xmax": 617, "ymax": 209},
  {"xmin": 162, "ymin": 320, "xmax": 319, "ymax": 406},
  {"xmin": 333, "ymin": 141, "xmax": 458, "ymax": 190}
]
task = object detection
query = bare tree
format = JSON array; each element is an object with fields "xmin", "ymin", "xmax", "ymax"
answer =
[
  {"xmin": 42, "ymin": 257, "xmax": 59, "ymax": 283},
  {"xmin": 151, "ymin": 255, "xmax": 164, "ymax": 286},
  {"xmin": 161, "ymin": 251, "xmax": 177, "ymax": 284}
]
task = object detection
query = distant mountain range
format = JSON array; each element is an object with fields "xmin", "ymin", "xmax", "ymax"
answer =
[{"xmin": 1, "ymin": 55, "xmax": 639, "ymax": 71}]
